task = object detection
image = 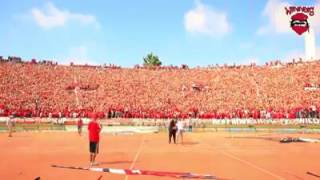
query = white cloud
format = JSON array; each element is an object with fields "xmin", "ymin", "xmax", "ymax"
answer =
[
  {"xmin": 257, "ymin": 0, "xmax": 291, "ymax": 35},
  {"xmin": 61, "ymin": 46, "xmax": 98, "ymax": 65},
  {"xmin": 184, "ymin": 0, "xmax": 231, "ymax": 37},
  {"xmin": 31, "ymin": 2, "xmax": 99, "ymax": 29},
  {"xmin": 310, "ymin": 2, "xmax": 320, "ymax": 33},
  {"xmin": 258, "ymin": 0, "xmax": 320, "ymax": 35}
]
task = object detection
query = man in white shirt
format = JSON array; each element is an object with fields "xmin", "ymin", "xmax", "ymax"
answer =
[{"xmin": 176, "ymin": 120, "xmax": 184, "ymax": 144}]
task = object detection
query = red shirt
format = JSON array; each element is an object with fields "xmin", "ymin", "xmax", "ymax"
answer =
[{"xmin": 88, "ymin": 120, "xmax": 101, "ymax": 142}]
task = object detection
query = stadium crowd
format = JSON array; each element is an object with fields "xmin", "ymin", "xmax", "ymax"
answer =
[{"xmin": 0, "ymin": 56, "xmax": 320, "ymax": 119}]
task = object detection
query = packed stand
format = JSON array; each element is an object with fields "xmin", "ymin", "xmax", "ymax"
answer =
[{"xmin": 0, "ymin": 56, "xmax": 320, "ymax": 119}]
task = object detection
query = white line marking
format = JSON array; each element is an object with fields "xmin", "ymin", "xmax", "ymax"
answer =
[
  {"xmin": 89, "ymin": 167, "xmax": 103, "ymax": 172},
  {"xmin": 199, "ymin": 133, "xmax": 285, "ymax": 180},
  {"xmin": 124, "ymin": 135, "xmax": 145, "ymax": 180},
  {"xmin": 109, "ymin": 169, "xmax": 126, "ymax": 174},
  {"xmin": 220, "ymin": 150, "xmax": 285, "ymax": 180}
]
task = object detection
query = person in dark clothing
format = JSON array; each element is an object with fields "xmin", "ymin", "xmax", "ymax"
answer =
[
  {"xmin": 168, "ymin": 119, "xmax": 177, "ymax": 144},
  {"xmin": 77, "ymin": 118, "xmax": 83, "ymax": 136},
  {"xmin": 7, "ymin": 116, "xmax": 14, "ymax": 137}
]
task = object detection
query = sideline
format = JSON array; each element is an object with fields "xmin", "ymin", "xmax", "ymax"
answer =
[
  {"xmin": 199, "ymin": 134, "xmax": 285, "ymax": 180},
  {"xmin": 124, "ymin": 135, "xmax": 145, "ymax": 180}
]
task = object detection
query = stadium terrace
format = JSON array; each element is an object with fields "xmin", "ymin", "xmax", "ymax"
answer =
[{"xmin": 0, "ymin": 56, "xmax": 320, "ymax": 119}]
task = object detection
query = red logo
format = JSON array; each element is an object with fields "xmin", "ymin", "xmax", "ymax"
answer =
[
  {"xmin": 285, "ymin": 6, "xmax": 314, "ymax": 36},
  {"xmin": 290, "ymin": 13, "xmax": 309, "ymax": 35}
]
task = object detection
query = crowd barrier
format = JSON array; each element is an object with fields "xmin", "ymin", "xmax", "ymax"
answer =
[{"xmin": 0, "ymin": 117, "xmax": 320, "ymax": 125}]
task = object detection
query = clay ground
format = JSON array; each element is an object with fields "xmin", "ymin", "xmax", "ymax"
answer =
[{"xmin": 0, "ymin": 131, "xmax": 320, "ymax": 180}]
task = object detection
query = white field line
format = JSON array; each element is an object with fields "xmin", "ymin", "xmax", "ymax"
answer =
[{"xmin": 124, "ymin": 135, "xmax": 145, "ymax": 180}]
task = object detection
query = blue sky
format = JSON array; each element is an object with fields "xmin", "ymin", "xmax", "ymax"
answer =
[{"xmin": 0, "ymin": 0, "xmax": 319, "ymax": 67}]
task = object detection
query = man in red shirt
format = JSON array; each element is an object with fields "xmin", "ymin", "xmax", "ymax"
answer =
[{"xmin": 88, "ymin": 118, "xmax": 101, "ymax": 167}]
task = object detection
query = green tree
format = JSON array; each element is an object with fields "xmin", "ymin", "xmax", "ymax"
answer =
[{"xmin": 143, "ymin": 53, "xmax": 162, "ymax": 66}]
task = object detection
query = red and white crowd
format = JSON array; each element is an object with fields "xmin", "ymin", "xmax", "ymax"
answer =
[{"xmin": 0, "ymin": 56, "xmax": 320, "ymax": 120}]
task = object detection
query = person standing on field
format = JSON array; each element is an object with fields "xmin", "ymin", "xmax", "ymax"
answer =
[
  {"xmin": 168, "ymin": 119, "xmax": 177, "ymax": 144},
  {"xmin": 88, "ymin": 118, "xmax": 101, "ymax": 167},
  {"xmin": 7, "ymin": 115, "xmax": 14, "ymax": 137},
  {"xmin": 77, "ymin": 118, "xmax": 83, "ymax": 136},
  {"xmin": 176, "ymin": 119, "xmax": 184, "ymax": 144}
]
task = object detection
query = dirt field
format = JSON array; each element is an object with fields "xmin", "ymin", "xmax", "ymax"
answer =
[{"xmin": 0, "ymin": 131, "xmax": 319, "ymax": 180}]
